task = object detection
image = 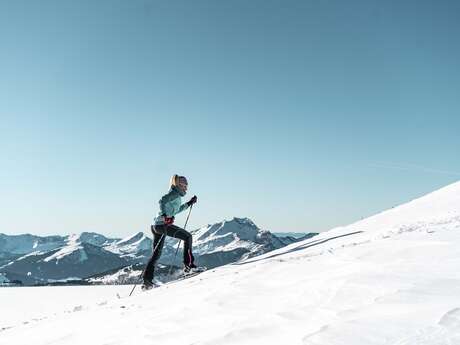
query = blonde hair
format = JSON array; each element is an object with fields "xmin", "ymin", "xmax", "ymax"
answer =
[{"xmin": 170, "ymin": 174, "xmax": 179, "ymax": 187}]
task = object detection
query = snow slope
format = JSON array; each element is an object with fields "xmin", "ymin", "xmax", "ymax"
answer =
[{"xmin": 1, "ymin": 181, "xmax": 460, "ymax": 344}]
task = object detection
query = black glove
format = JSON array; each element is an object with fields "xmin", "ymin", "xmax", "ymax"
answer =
[{"xmin": 187, "ymin": 195, "xmax": 197, "ymax": 206}]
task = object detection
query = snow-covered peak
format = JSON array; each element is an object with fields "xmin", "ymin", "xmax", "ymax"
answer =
[
  {"xmin": 104, "ymin": 232, "xmax": 151, "ymax": 257},
  {"xmin": 43, "ymin": 235, "xmax": 86, "ymax": 263},
  {"xmin": 194, "ymin": 217, "xmax": 262, "ymax": 242},
  {"xmin": 72, "ymin": 232, "xmax": 112, "ymax": 247},
  {"xmin": 41, "ymin": 232, "xmax": 106, "ymax": 263},
  {"xmin": 187, "ymin": 217, "xmax": 300, "ymax": 265},
  {"xmin": 115, "ymin": 232, "xmax": 146, "ymax": 246}
]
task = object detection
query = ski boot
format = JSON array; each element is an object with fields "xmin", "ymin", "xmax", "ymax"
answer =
[
  {"xmin": 141, "ymin": 279, "xmax": 155, "ymax": 291},
  {"xmin": 183, "ymin": 263, "xmax": 207, "ymax": 276}
]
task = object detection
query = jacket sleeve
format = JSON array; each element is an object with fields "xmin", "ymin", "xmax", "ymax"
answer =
[
  {"xmin": 177, "ymin": 202, "xmax": 190, "ymax": 214},
  {"xmin": 159, "ymin": 190, "xmax": 176, "ymax": 216}
]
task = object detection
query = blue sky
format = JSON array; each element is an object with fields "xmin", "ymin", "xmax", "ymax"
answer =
[{"xmin": 1, "ymin": 0, "xmax": 459, "ymax": 237}]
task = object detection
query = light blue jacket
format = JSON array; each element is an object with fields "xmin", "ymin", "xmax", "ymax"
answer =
[{"xmin": 153, "ymin": 186, "xmax": 190, "ymax": 225}]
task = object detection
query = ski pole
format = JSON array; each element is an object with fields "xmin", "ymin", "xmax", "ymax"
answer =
[
  {"xmin": 168, "ymin": 205, "xmax": 193, "ymax": 276},
  {"xmin": 129, "ymin": 230, "xmax": 165, "ymax": 297}
]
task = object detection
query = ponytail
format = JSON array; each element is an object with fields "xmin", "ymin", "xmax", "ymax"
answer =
[{"xmin": 170, "ymin": 174, "xmax": 178, "ymax": 187}]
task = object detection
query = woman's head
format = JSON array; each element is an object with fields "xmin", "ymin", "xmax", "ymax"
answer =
[{"xmin": 170, "ymin": 174, "xmax": 188, "ymax": 196}]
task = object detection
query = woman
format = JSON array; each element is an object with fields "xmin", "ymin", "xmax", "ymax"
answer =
[{"xmin": 142, "ymin": 174, "xmax": 199, "ymax": 289}]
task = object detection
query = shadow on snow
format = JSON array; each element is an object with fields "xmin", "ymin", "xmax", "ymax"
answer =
[{"xmin": 232, "ymin": 231, "xmax": 364, "ymax": 266}]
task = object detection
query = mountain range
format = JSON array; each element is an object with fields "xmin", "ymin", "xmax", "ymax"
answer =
[{"xmin": 0, "ymin": 217, "xmax": 316, "ymax": 286}]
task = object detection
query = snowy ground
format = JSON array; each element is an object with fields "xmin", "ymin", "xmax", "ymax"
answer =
[{"xmin": 1, "ymin": 182, "xmax": 460, "ymax": 345}]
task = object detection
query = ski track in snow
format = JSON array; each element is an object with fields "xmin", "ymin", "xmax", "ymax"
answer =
[{"xmin": 1, "ymin": 182, "xmax": 460, "ymax": 345}]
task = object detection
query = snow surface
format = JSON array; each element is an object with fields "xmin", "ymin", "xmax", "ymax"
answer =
[{"xmin": 1, "ymin": 182, "xmax": 460, "ymax": 344}]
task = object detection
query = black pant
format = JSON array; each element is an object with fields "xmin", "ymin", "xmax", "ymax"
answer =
[{"xmin": 143, "ymin": 224, "xmax": 195, "ymax": 282}]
